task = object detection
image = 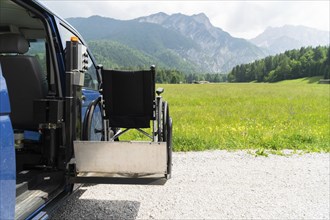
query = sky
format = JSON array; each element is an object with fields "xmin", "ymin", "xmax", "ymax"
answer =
[{"xmin": 40, "ymin": 0, "xmax": 330, "ymax": 39}]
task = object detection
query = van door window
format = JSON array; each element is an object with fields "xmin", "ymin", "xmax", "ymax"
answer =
[
  {"xmin": 25, "ymin": 39, "xmax": 48, "ymax": 85},
  {"xmin": 26, "ymin": 39, "xmax": 47, "ymax": 75},
  {"xmin": 57, "ymin": 24, "xmax": 99, "ymax": 90},
  {"xmin": 84, "ymin": 55, "xmax": 99, "ymax": 90}
]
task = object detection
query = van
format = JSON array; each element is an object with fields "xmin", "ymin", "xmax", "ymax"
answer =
[{"xmin": 0, "ymin": 1, "xmax": 172, "ymax": 219}]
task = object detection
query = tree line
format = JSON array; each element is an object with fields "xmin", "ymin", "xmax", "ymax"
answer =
[
  {"xmin": 155, "ymin": 69, "xmax": 227, "ymax": 84},
  {"xmin": 109, "ymin": 67, "xmax": 227, "ymax": 84},
  {"xmin": 228, "ymin": 46, "xmax": 330, "ymax": 82}
]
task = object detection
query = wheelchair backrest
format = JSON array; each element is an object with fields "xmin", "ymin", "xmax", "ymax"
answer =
[{"xmin": 101, "ymin": 68, "xmax": 155, "ymax": 128}]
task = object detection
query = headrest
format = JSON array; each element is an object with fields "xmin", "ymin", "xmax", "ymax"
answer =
[{"xmin": 0, "ymin": 33, "xmax": 29, "ymax": 54}]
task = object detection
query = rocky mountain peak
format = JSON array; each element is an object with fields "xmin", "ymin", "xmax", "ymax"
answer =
[
  {"xmin": 136, "ymin": 12, "xmax": 169, "ymax": 24},
  {"xmin": 134, "ymin": 12, "xmax": 265, "ymax": 72},
  {"xmin": 250, "ymin": 25, "xmax": 330, "ymax": 54},
  {"xmin": 191, "ymin": 13, "xmax": 212, "ymax": 27},
  {"xmin": 137, "ymin": 12, "xmax": 214, "ymax": 31}
]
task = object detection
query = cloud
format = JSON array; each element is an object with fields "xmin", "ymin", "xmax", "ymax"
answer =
[
  {"xmin": 40, "ymin": 0, "xmax": 329, "ymax": 39},
  {"xmin": 206, "ymin": 1, "xmax": 329, "ymax": 38}
]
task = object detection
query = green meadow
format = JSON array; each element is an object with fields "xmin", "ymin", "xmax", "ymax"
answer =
[{"xmin": 124, "ymin": 78, "xmax": 330, "ymax": 153}]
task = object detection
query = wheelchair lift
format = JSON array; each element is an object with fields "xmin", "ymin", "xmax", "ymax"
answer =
[{"xmin": 70, "ymin": 66, "xmax": 172, "ymax": 185}]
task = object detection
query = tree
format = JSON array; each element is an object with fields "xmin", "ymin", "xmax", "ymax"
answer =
[{"xmin": 228, "ymin": 46, "xmax": 329, "ymax": 83}]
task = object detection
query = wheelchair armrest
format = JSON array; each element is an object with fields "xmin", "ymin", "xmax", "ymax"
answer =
[{"xmin": 156, "ymin": 87, "xmax": 164, "ymax": 96}]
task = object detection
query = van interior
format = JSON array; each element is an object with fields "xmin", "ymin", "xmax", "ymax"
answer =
[{"xmin": 0, "ymin": 0, "xmax": 66, "ymax": 219}]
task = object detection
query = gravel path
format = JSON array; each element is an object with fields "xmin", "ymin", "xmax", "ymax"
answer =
[{"xmin": 51, "ymin": 151, "xmax": 329, "ymax": 219}]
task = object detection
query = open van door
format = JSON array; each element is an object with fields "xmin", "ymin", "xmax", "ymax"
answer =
[
  {"xmin": 64, "ymin": 41, "xmax": 173, "ymax": 185},
  {"xmin": 0, "ymin": 64, "xmax": 16, "ymax": 220}
]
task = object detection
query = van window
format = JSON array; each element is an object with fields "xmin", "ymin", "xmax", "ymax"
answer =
[
  {"xmin": 57, "ymin": 24, "xmax": 99, "ymax": 90},
  {"xmin": 84, "ymin": 55, "xmax": 99, "ymax": 90}
]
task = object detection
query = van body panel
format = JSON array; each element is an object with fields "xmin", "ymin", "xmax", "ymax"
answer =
[{"xmin": 0, "ymin": 65, "xmax": 15, "ymax": 220}]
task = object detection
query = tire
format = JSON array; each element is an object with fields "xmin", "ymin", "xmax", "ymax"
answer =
[
  {"xmin": 161, "ymin": 102, "xmax": 168, "ymax": 142},
  {"xmin": 163, "ymin": 102, "xmax": 173, "ymax": 179},
  {"xmin": 82, "ymin": 97, "xmax": 104, "ymax": 141}
]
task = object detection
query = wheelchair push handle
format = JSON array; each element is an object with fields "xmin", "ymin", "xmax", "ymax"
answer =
[{"xmin": 156, "ymin": 87, "xmax": 164, "ymax": 96}]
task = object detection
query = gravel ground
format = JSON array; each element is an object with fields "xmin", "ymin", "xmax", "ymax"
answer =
[{"xmin": 51, "ymin": 151, "xmax": 330, "ymax": 219}]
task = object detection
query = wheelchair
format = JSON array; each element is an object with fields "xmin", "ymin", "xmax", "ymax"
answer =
[{"xmin": 79, "ymin": 66, "xmax": 172, "ymax": 181}]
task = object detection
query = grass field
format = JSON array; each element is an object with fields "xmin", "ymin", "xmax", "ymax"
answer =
[{"xmin": 123, "ymin": 79, "xmax": 330, "ymax": 153}]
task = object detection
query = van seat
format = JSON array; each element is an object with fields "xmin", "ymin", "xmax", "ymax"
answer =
[{"xmin": 0, "ymin": 33, "xmax": 48, "ymax": 130}]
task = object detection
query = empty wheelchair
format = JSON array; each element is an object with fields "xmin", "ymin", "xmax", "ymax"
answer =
[{"xmin": 76, "ymin": 66, "xmax": 173, "ymax": 182}]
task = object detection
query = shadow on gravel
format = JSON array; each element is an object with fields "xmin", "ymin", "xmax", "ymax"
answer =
[{"xmin": 50, "ymin": 189, "xmax": 140, "ymax": 220}]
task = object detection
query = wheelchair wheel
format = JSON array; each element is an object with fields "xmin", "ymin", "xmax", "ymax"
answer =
[
  {"xmin": 82, "ymin": 97, "xmax": 104, "ymax": 141},
  {"xmin": 162, "ymin": 102, "xmax": 173, "ymax": 179}
]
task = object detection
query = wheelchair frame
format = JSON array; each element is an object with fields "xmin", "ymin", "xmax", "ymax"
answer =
[{"xmin": 81, "ymin": 66, "xmax": 172, "ymax": 180}]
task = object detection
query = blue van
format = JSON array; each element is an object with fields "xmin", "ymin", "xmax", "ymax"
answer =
[{"xmin": 0, "ymin": 0, "xmax": 172, "ymax": 219}]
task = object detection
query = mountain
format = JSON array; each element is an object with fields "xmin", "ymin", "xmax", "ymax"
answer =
[
  {"xmin": 88, "ymin": 40, "xmax": 199, "ymax": 73},
  {"xmin": 250, "ymin": 25, "xmax": 330, "ymax": 55},
  {"xmin": 67, "ymin": 15, "xmax": 201, "ymax": 73},
  {"xmin": 136, "ymin": 13, "xmax": 266, "ymax": 72},
  {"xmin": 67, "ymin": 13, "xmax": 266, "ymax": 73}
]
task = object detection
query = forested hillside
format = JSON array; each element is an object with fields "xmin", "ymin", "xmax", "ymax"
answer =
[
  {"xmin": 88, "ymin": 40, "xmax": 227, "ymax": 83},
  {"xmin": 68, "ymin": 15, "xmax": 329, "ymax": 78},
  {"xmin": 88, "ymin": 40, "xmax": 199, "ymax": 73},
  {"xmin": 228, "ymin": 46, "xmax": 329, "ymax": 82}
]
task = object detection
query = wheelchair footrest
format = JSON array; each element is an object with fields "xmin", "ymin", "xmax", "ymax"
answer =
[{"xmin": 73, "ymin": 141, "xmax": 167, "ymax": 177}]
